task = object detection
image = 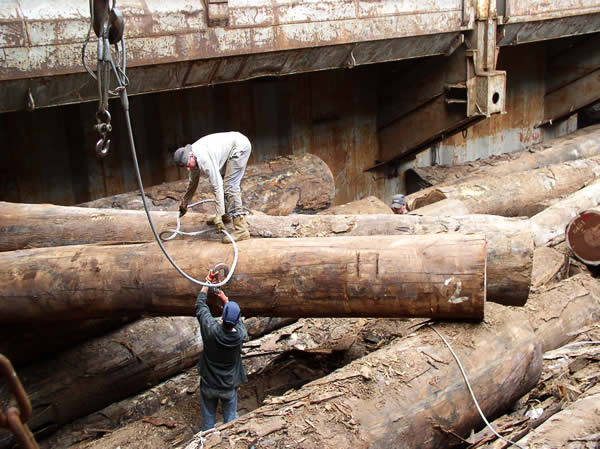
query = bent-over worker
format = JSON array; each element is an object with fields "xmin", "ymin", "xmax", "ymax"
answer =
[
  {"xmin": 195, "ymin": 269, "xmax": 248, "ymax": 430},
  {"xmin": 174, "ymin": 132, "xmax": 251, "ymax": 243}
]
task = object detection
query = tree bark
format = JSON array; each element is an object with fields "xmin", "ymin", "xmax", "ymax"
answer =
[
  {"xmin": 77, "ymin": 153, "xmax": 334, "ymax": 215},
  {"xmin": 0, "ymin": 202, "xmax": 531, "ymax": 305},
  {"xmin": 0, "ymin": 234, "xmax": 487, "ymax": 323},
  {"xmin": 410, "ymin": 155, "xmax": 600, "ymax": 217},
  {"xmin": 406, "ymin": 124, "xmax": 600, "ymax": 203},
  {"xmin": 530, "ymin": 179, "xmax": 600, "ymax": 247},
  {"xmin": 0, "ymin": 317, "xmax": 203, "ymax": 448},
  {"xmin": 185, "ymin": 302, "xmax": 542, "ymax": 449}
]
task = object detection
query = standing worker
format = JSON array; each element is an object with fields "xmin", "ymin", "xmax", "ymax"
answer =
[
  {"xmin": 391, "ymin": 194, "xmax": 409, "ymax": 215},
  {"xmin": 174, "ymin": 132, "xmax": 252, "ymax": 243},
  {"xmin": 195, "ymin": 269, "xmax": 248, "ymax": 430}
]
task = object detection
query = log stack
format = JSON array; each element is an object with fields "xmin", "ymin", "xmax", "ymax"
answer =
[{"xmin": 1, "ymin": 128, "xmax": 599, "ymax": 449}]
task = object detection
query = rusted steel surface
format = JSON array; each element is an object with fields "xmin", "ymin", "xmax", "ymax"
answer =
[
  {"xmin": 540, "ymin": 34, "xmax": 600, "ymax": 126},
  {"xmin": 504, "ymin": 0, "xmax": 600, "ymax": 22},
  {"xmin": 1, "ymin": 0, "xmax": 466, "ymax": 81}
]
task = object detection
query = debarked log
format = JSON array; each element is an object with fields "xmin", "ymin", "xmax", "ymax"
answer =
[
  {"xmin": 0, "ymin": 235, "xmax": 487, "ymax": 323},
  {"xmin": 0, "ymin": 317, "xmax": 202, "ymax": 448},
  {"xmin": 406, "ymin": 124, "xmax": 600, "ymax": 201},
  {"xmin": 0, "ymin": 202, "xmax": 531, "ymax": 306},
  {"xmin": 530, "ymin": 179, "xmax": 600, "ymax": 247},
  {"xmin": 77, "ymin": 153, "xmax": 334, "ymax": 215},
  {"xmin": 186, "ymin": 303, "xmax": 542, "ymax": 449},
  {"xmin": 409, "ymin": 155, "xmax": 600, "ymax": 217}
]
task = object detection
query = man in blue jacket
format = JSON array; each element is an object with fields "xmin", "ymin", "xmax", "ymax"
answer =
[{"xmin": 195, "ymin": 273, "xmax": 248, "ymax": 431}]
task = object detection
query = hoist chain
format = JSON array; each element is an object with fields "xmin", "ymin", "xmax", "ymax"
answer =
[
  {"xmin": 83, "ymin": 0, "xmax": 128, "ymax": 159},
  {"xmin": 0, "ymin": 355, "xmax": 40, "ymax": 449}
]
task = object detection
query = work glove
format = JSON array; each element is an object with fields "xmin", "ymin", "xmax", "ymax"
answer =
[
  {"xmin": 178, "ymin": 203, "xmax": 188, "ymax": 218},
  {"xmin": 206, "ymin": 269, "xmax": 218, "ymax": 284},
  {"xmin": 213, "ymin": 214, "xmax": 225, "ymax": 233}
]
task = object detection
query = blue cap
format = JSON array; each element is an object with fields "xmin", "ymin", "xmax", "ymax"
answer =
[{"xmin": 222, "ymin": 301, "xmax": 241, "ymax": 326}]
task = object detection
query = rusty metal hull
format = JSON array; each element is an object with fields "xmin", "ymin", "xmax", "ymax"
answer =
[{"xmin": 2, "ymin": 0, "xmax": 600, "ymax": 112}]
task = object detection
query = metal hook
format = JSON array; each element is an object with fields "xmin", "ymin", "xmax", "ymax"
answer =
[{"xmin": 96, "ymin": 137, "xmax": 111, "ymax": 158}]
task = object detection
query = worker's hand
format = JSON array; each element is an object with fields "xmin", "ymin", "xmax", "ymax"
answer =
[
  {"xmin": 216, "ymin": 289, "xmax": 229, "ymax": 304},
  {"xmin": 213, "ymin": 215, "xmax": 225, "ymax": 233},
  {"xmin": 179, "ymin": 203, "xmax": 188, "ymax": 217},
  {"xmin": 206, "ymin": 269, "xmax": 218, "ymax": 284}
]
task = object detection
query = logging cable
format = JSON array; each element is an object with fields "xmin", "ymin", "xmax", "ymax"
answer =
[
  {"xmin": 427, "ymin": 324, "xmax": 526, "ymax": 449},
  {"xmin": 158, "ymin": 199, "xmax": 218, "ymax": 241}
]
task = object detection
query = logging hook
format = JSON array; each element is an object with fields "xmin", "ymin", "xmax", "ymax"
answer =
[
  {"xmin": 207, "ymin": 263, "xmax": 230, "ymax": 303},
  {"xmin": 0, "ymin": 355, "xmax": 40, "ymax": 449}
]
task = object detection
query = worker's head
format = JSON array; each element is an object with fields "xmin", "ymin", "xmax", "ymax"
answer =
[
  {"xmin": 173, "ymin": 145, "xmax": 195, "ymax": 169},
  {"xmin": 222, "ymin": 301, "xmax": 241, "ymax": 330},
  {"xmin": 391, "ymin": 194, "xmax": 408, "ymax": 214}
]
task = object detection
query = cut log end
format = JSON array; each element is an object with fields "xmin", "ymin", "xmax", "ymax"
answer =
[{"xmin": 566, "ymin": 210, "xmax": 600, "ymax": 266}]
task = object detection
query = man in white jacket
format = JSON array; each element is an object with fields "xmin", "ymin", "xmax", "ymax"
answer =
[{"xmin": 174, "ymin": 132, "xmax": 251, "ymax": 243}]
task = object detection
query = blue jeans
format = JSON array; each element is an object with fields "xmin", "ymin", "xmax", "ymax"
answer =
[{"xmin": 201, "ymin": 388, "xmax": 238, "ymax": 431}]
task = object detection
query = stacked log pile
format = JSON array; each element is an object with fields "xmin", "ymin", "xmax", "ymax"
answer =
[{"xmin": 0, "ymin": 129, "xmax": 599, "ymax": 449}]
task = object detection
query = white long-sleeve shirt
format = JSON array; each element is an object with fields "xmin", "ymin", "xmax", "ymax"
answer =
[{"xmin": 183, "ymin": 132, "xmax": 250, "ymax": 216}]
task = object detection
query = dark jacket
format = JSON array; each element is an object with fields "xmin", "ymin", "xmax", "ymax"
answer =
[{"xmin": 195, "ymin": 291, "xmax": 248, "ymax": 393}]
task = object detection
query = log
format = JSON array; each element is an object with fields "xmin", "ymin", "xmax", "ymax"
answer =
[
  {"xmin": 0, "ymin": 234, "xmax": 487, "ymax": 323},
  {"xmin": 185, "ymin": 302, "xmax": 542, "ymax": 449},
  {"xmin": 77, "ymin": 153, "xmax": 334, "ymax": 215},
  {"xmin": 530, "ymin": 179, "xmax": 600, "ymax": 247},
  {"xmin": 0, "ymin": 317, "xmax": 135, "ymax": 367},
  {"xmin": 523, "ymin": 274, "xmax": 600, "ymax": 353},
  {"xmin": 405, "ymin": 124, "xmax": 600, "ymax": 198},
  {"xmin": 410, "ymin": 155, "xmax": 600, "ymax": 217},
  {"xmin": 0, "ymin": 202, "xmax": 532, "ymax": 305},
  {"xmin": 472, "ymin": 327, "xmax": 600, "ymax": 449},
  {"xmin": 0, "ymin": 317, "xmax": 203, "ymax": 448},
  {"xmin": 317, "ymin": 196, "xmax": 393, "ymax": 214}
]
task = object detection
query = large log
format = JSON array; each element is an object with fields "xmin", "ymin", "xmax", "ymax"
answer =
[
  {"xmin": 185, "ymin": 302, "xmax": 542, "ymax": 449},
  {"xmin": 530, "ymin": 179, "xmax": 600, "ymax": 247},
  {"xmin": 77, "ymin": 153, "xmax": 334, "ymax": 215},
  {"xmin": 410, "ymin": 155, "xmax": 600, "ymax": 217},
  {"xmin": 0, "ymin": 234, "xmax": 487, "ymax": 323},
  {"xmin": 405, "ymin": 124, "xmax": 600, "ymax": 198},
  {"xmin": 0, "ymin": 202, "xmax": 531, "ymax": 305},
  {"xmin": 0, "ymin": 317, "xmax": 203, "ymax": 448}
]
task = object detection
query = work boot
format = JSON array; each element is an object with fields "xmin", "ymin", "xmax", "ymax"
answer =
[
  {"xmin": 207, "ymin": 213, "xmax": 232, "ymax": 225},
  {"xmin": 223, "ymin": 215, "xmax": 250, "ymax": 244}
]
